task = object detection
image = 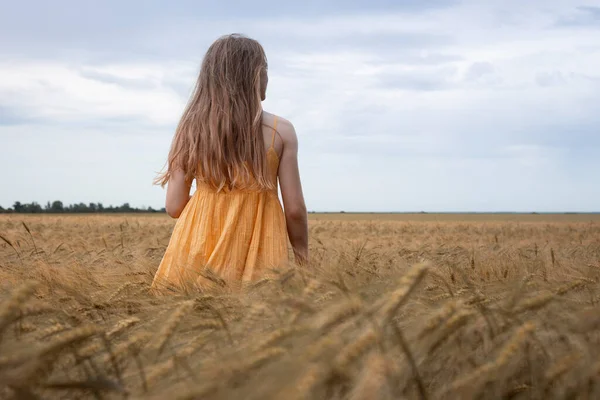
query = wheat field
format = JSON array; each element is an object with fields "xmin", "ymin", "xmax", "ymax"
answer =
[{"xmin": 1, "ymin": 213, "xmax": 600, "ymax": 399}]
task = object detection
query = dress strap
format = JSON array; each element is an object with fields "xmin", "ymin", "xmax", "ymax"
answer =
[{"xmin": 270, "ymin": 116, "xmax": 278, "ymax": 149}]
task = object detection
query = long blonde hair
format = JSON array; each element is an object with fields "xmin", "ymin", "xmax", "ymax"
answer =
[{"xmin": 156, "ymin": 34, "xmax": 271, "ymax": 191}]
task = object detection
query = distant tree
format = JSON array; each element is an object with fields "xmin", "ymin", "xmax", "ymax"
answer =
[
  {"xmin": 50, "ymin": 200, "xmax": 64, "ymax": 213},
  {"xmin": 23, "ymin": 202, "xmax": 43, "ymax": 213},
  {"xmin": 5, "ymin": 200, "xmax": 167, "ymax": 214},
  {"xmin": 66, "ymin": 203, "xmax": 87, "ymax": 213}
]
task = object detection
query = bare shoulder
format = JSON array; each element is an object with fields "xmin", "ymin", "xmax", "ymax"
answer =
[
  {"xmin": 264, "ymin": 111, "xmax": 297, "ymax": 144},
  {"xmin": 276, "ymin": 117, "xmax": 297, "ymax": 144}
]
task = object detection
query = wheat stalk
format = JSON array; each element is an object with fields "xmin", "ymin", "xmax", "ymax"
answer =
[
  {"xmin": 106, "ymin": 317, "xmax": 140, "ymax": 338},
  {"xmin": 556, "ymin": 280, "xmax": 586, "ymax": 296},
  {"xmin": 102, "ymin": 331, "xmax": 152, "ymax": 367},
  {"xmin": 253, "ymin": 326, "xmax": 305, "ymax": 351},
  {"xmin": 312, "ymin": 296, "xmax": 363, "ymax": 332},
  {"xmin": 427, "ymin": 309, "xmax": 474, "ymax": 355},
  {"xmin": 418, "ymin": 300, "xmax": 458, "ymax": 339},
  {"xmin": 18, "ymin": 302, "xmax": 55, "ymax": 318},
  {"xmin": 391, "ymin": 322, "xmax": 428, "ymax": 400},
  {"xmin": 22, "ymin": 221, "xmax": 38, "ymax": 254},
  {"xmin": 302, "ymin": 279, "xmax": 322, "ymax": 298},
  {"xmin": 505, "ymin": 384, "xmax": 531, "ymax": 397},
  {"xmin": 276, "ymin": 362, "xmax": 329, "ymax": 400},
  {"xmin": 349, "ymin": 352, "xmax": 389, "ymax": 400},
  {"xmin": 304, "ymin": 327, "xmax": 347, "ymax": 361},
  {"xmin": 377, "ymin": 262, "xmax": 428, "ymax": 323},
  {"xmin": 0, "ymin": 233, "xmax": 22, "ymax": 263},
  {"xmin": 36, "ymin": 323, "xmax": 69, "ymax": 340},
  {"xmin": 513, "ymin": 292, "xmax": 555, "ymax": 314},
  {"xmin": 77, "ymin": 340, "xmax": 105, "ymax": 359},
  {"xmin": 153, "ymin": 300, "xmax": 195, "ymax": 355},
  {"xmin": 188, "ymin": 319, "xmax": 223, "ymax": 331},
  {"xmin": 106, "ymin": 282, "xmax": 141, "ymax": 303},
  {"xmin": 146, "ymin": 357, "xmax": 176, "ymax": 386},
  {"xmin": 178, "ymin": 331, "xmax": 213, "ymax": 358},
  {"xmin": 333, "ymin": 328, "xmax": 379, "ymax": 372},
  {"xmin": 2, "ymin": 325, "xmax": 99, "ymax": 387},
  {"xmin": 545, "ymin": 352, "xmax": 582, "ymax": 382},
  {"xmin": 0, "ymin": 281, "xmax": 39, "ymax": 335},
  {"xmin": 233, "ymin": 346, "xmax": 286, "ymax": 375},
  {"xmin": 37, "ymin": 325, "xmax": 99, "ymax": 358},
  {"xmin": 448, "ymin": 322, "xmax": 535, "ymax": 395},
  {"xmin": 430, "ymin": 293, "xmax": 452, "ymax": 302},
  {"xmin": 18, "ymin": 322, "xmax": 36, "ymax": 333}
]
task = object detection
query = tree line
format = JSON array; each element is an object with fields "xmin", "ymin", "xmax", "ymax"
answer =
[{"xmin": 0, "ymin": 201, "xmax": 166, "ymax": 214}]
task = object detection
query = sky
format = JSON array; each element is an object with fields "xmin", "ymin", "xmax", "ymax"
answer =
[{"xmin": 1, "ymin": 0, "xmax": 599, "ymax": 212}]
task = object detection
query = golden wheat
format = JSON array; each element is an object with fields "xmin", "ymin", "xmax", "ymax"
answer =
[
  {"xmin": 1, "ymin": 214, "xmax": 599, "ymax": 399},
  {"xmin": 349, "ymin": 352, "xmax": 389, "ymax": 400},
  {"xmin": 152, "ymin": 300, "xmax": 195, "ymax": 354},
  {"xmin": 376, "ymin": 262, "xmax": 428, "ymax": 323},
  {"xmin": 275, "ymin": 362, "xmax": 329, "ymax": 400},
  {"xmin": 333, "ymin": 328, "xmax": 379, "ymax": 372},
  {"xmin": 448, "ymin": 322, "xmax": 535, "ymax": 395},
  {"xmin": 106, "ymin": 317, "xmax": 141, "ymax": 338},
  {"xmin": 417, "ymin": 300, "xmax": 459, "ymax": 339},
  {"xmin": 0, "ymin": 281, "xmax": 38, "ymax": 333}
]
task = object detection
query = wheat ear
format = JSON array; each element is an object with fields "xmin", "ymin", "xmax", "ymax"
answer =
[
  {"xmin": 153, "ymin": 300, "xmax": 194, "ymax": 355},
  {"xmin": 276, "ymin": 363, "xmax": 329, "ymax": 400},
  {"xmin": 418, "ymin": 300, "xmax": 458, "ymax": 339},
  {"xmin": 0, "ymin": 281, "xmax": 38, "ymax": 335},
  {"xmin": 334, "ymin": 328, "xmax": 379, "ymax": 372},
  {"xmin": 106, "ymin": 317, "xmax": 140, "ymax": 338},
  {"xmin": 312, "ymin": 297, "xmax": 363, "ymax": 332},
  {"xmin": 377, "ymin": 262, "xmax": 428, "ymax": 323},
  {"xmin": 349, "ymin": 352, "xmax": 389, "ymax": 400},
  {"xmin": 448, "ymin": 322, "xmax": 535, "ymax": 395}
]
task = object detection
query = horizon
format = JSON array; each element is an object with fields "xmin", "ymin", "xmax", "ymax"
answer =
[
  {"xmin": 1, "ymin": 199, "xmax": 599, "ymax": 215},
  {"xmin": 1, "ymin": 0, "xmax": 599, "ymax": 212}
]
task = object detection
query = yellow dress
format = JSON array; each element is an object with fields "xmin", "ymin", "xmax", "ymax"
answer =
[{"xmin": 151, "ymin": 117, "xmax": 288, "ymax": 291}]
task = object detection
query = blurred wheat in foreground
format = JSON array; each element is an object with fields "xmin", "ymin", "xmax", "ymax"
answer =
[{"xmin": 1, "ymin": 214, "xmax": 600, "ymax": 399}]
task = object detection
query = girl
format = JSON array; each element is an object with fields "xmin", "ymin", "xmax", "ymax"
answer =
[{"xmin": 151, "ymin": 34, "xmax": 308, "ymax": 291}]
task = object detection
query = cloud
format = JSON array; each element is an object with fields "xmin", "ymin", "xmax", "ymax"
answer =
[
  {"xmin": 555, "ymin": 6, "xmax": 600, "ymax": 27},
  {"xmin": 0, "ymin": 0, "xmax": 456, "ymax": 63},
  {"xmin": 464, "ymin": 62, "xmax": 495, "ymax": 81},
  {"xmin": 78, "ymin": 69, "xmax": 159, "ymax": 91},
  {"xmin": 535, "ymin": 71, "xmax": 567, "ymax": 87},
  {"xmin": 0, "ymin": 105, "xmax": 40, "ymax": 126},
  {"xmin": 0, "ymin": 61, "xmax": 189, "ymax": 127},
  {"xmin": 375, "ymin": 66, "xmax": 457, "ymax": 91}
]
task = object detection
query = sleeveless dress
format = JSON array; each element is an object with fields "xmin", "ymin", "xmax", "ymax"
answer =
[{"xmin": 151, "ymin": 117, "xmax": 289, "ymax": 291}]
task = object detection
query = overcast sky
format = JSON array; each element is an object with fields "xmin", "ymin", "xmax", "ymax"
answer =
[{"xmin": 1, "ymin": 0, "xmax": 599, "ymax": 212}]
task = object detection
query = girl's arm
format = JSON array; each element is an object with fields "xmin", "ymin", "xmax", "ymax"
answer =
[
  {"xmin": 165, "ymin": 169, "xmax": 192, "ymax": 218},
  {"xmin": 278, "ymin": 119, "xmax": 309, "ymax": 265}
]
